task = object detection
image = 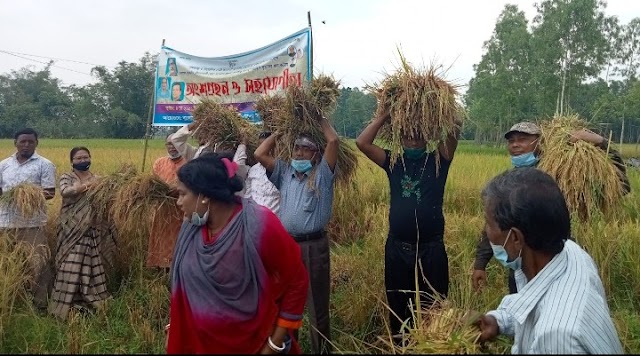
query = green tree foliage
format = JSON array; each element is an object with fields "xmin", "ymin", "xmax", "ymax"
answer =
[
  {"xmin": 466, "ymin": 0, "xmax": 640, "ymax": 144},
  {"xmin": 465, "ymin": 4, "xmax": 535, "ymax": 142}
]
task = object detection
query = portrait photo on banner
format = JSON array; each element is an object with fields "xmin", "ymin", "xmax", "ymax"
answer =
[
  {"xmin": 171, "ymin": 81, "xmax": 185, "ymax": 102},
  {"xmin": 157, "ymin": 76, "xmax": 172, "ymax": 100},
  {"xmin": 166, "ymin": 57, "xmax": 178, "ymax": 76}
]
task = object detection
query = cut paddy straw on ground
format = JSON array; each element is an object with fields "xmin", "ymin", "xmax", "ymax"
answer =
[
  {"xmin": 0, "ymin": 183, "xmax": 46, "ymax": 219},
  {"xmin": 255, "ymin": 74, "xmax": 358, "ymax": 187},
  {"xmin": 538, "ymin": 114, "xmax": 624, "ymax": 221},
  {"xmin": 378, "ymin": 299, "xmax": 510, "ymax": 354},
  {"xmin": 369, "ymin": 49, "xmax": 465, "ymax": 173}
]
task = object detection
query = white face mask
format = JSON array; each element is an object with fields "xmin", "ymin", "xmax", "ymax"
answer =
[{"xmin": 190, "ymin": 194, "xmax": 209, "ymax": 226}]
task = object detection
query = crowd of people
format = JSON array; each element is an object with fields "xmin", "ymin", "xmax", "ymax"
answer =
[{"xmin": 0, "ymin": 112, "xmax": 631, "ymax": 354}]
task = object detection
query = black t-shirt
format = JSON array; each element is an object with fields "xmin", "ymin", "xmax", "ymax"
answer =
[{"xmin": 384, "ymin": 149, "xmax": 452, "ymax": 242}]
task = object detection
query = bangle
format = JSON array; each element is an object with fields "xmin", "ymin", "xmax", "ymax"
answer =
[{"xmin": 267, "ymin": 336, "xmax": 285, "ymax": 353}]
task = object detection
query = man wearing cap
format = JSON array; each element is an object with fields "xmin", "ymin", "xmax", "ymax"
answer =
[
  {"xmin": 254, "ymin": 117, "xmax": 339, "ymax": 354},
  {"xmin": 472, "ymin": 122, "xmax": 631, "ymax": 294}
]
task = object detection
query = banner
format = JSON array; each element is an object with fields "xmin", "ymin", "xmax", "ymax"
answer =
[{"xmin": 152, "ymin": 28, "xmax": 311, "ymax": 126}]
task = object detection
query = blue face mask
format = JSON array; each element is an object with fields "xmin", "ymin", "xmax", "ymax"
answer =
[
  {"xmin": 190, "ymin": 195, "xmax": 209, "ymax": 226},
  {"xmin": 291, "ymin": 159, "xmax": 313, "ymax": 173},
  {"xmin": 489, "ymin": 229, "xmax": 522, "ymax": 271},
  {"xmin": 511, "ymin": 152, "xmax": 539, "ymax": 168}
]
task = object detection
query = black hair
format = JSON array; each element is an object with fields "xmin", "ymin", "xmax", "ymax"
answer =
[
  {"xmin": 259, "ymin": 131, "xmax": 272, "ymax": 139},
  {"xmin": 172, "ymin": 82, "xmax": 181, "ymax": 89},
  {"xmin": 14, "ymin": 128, "xmax": 38, "ymax": 141},
  {"xmin": 177, "ymin": 152, "xmax": 243, "ymax": 204},
  {"xmin": 481, "ymin": 167, "xmax": 569, "ymax": 255},
  {"xmin": 69, "ymin": 146, "xmax": 91, "ymax": 162}
]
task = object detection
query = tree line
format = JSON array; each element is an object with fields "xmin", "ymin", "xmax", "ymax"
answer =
[
  {"xmin": 465, "ymin": 0, "xmax": 640, "ymax": 144},
  {"xmin": 1, "ymin": 0, "xmax": 639, "ymax": 143}
]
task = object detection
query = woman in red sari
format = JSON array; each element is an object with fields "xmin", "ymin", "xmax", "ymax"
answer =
[{"xmin": 167, "ymin": 152, "xmax": 309, "ymax": 354}]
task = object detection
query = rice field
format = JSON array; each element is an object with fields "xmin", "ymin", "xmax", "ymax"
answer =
[{"xmin": 0, "ymin": 138, "xmax": 638, "ymax": 354}]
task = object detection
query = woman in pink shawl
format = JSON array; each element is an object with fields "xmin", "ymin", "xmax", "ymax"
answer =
[{"xmin": 167, "ymin": 152, "xmax": 309, "ymax": 354}]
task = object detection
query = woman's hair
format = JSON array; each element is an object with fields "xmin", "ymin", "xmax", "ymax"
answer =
[
  {"xmin": 177, "ymin": 152, "xmax": 243, "ymax": 204},
  {"xmin": 69, "ymin": 146, "xmax": 91, "ymax": 162}
]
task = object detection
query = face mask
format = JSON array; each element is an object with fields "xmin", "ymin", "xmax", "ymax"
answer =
[
  {"xmin": 511, "ymin": 152, "xmax": 539, "ymax": 168},
  {"xmin": 404, "ymin": 147, "xmax": 426, "ymax": 160},
  {"xmin": 489, "ymin": 229, "xmax": 522, "ymax": 271},
  {"xmin": 168, "ymin": 152, "xmax": 182, "ymax": 160},
  {"xmin": 73, "ymin": 161, "xmax": 91, "ymax": 171},
  {"xmin": 291, "ymin": 159, "xmax": 313, "ymax": 173},
  {"xmin": 190, "ymin": 194, "xmax": 209, "ymax": 226}
]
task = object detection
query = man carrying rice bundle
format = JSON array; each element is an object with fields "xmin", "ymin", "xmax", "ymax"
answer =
[
  {"xmin": 472, "ymin": 121, "xmax": 631, "ymax": 295},
  {"xmin": 254, "ymin": 116, "xmax": 340, "ymax": 354},
  {"xmin": 477, "ymin": 167, "xmax": 623, "ymax": 354},
  {"xmin": 0, "ymin": 128, "xmax": 56, "ymax": 313},
  {"xmin": 357, "ymin": 105, "xmax": 461, "ymax": 345},
  {"xmin": 170, "ymin": 121, "xmax": 250, "ymax": 194}
]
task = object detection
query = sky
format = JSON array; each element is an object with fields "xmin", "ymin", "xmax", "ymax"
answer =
[{"xmin": 1, "ymin": 0, "xmax": 639, "ymax": 94}]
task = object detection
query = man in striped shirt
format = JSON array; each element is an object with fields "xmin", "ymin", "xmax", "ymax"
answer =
[{"xmin": 478, "ymin": 167, "xmax": 623, "ymax": 354}]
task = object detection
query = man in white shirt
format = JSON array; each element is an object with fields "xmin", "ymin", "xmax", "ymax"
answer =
[
  {"xmin": 478, "ymin": 167, "xmax": 623, "ymax": 354},
  {"xmin": 169, "ymin": 122, "xmax": 249, "ymax": 194},
  {"xmin": 0, "ymin": 128, "xmax": 56, "ymax": 311},
  {"xmin": 244, "ymin": 131, "xmax": 280, "ymax": 214}
]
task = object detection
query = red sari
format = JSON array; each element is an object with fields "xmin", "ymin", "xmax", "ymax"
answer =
[{"xmin": 167, "ymin": 198, "xmax": 308, "ymax": 354}]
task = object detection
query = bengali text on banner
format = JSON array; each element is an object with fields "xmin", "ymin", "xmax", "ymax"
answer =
[{"xmin": 152, "ymin": 28, "xmax": 311, "ymax": 126}]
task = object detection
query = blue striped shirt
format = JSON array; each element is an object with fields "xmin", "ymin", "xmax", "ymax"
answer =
[
  {"xmin": 268, "ymin": 158, "xmax": 335, "ymax": 236},
  {"xmin": 487, "ymin": 240, "xmax": 623, "ymax": 354}
]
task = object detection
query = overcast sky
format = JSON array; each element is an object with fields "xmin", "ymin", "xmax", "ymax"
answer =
[{"xmin": 1, "ymin": 0, "xmax": 639, "ymax": 93}]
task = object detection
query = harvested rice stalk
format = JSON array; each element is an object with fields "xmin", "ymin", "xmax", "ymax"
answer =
[
  {"xmin": 538, "ymin": 114, "xmax": 624, "ymax": 220},
  {"xmin": 0, "ymin": 183, "xmax": 46, "ymax": 219},
  {"xmin": 110, "ymin": 173, "xmax": 179, "ymax": 239},
  {"xmin": 85, "ymin": 164, "xmax": 138, "ymax": 223},
  {"xmin": 191, "ymin": 98, "xmax": 260, "ymax": 153},
  {"xmin": 369, "ymin": 49, "xmax": 464, "ymax": 172},
  {"xmin": 385, "ymin": 301, "xmax": 511, "ymax": 354},
  {"xmin": 310, "ymin": 74, "xmax": 341, "ymax": 113},
  {"xmin": 254, "ymin": 75, "xmax": 357, "ymax": 186}
]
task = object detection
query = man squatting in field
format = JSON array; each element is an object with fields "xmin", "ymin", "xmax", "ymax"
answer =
[
  {"xmin": 356, "ymin": 108, "xmax": 462, "ymax": 344},
  {"xmin": 472, "ymin": 122, "xmax": 631, "ymax": 294},
  {"xmin": 478, "ymin": 167, "xmax": 623, "ymax": 354},
  {"xmin": 0, "ymin": 128, "xmax": 56, "ymax": 312},
  {"xmin": 254, "ymin": 116, "xmax": 340, "ymax": 354}
]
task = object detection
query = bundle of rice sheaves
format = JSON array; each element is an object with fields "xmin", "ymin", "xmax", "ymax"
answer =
[
  {"xmin": 85, "ymin": 164, "xmax": 138, "ymax": 223},
  {"xmin": 111, "ymin": 173, "xmax": 179, "ymax": 238},
  {"xmin": 371, "ymin": 50, "xmax": 464, "ymax": 172},
  {"xmin": 255, "ymin": 75, "xmax": 358, "ymax": 186},
  {"xmin": 191, "ymin": 98, "xmax": 260, "ymax": 153},
  {"xmin": 0, "ymin": 183, "xmax": 46, "ymax": 219},
  {"xmin": 388, "ymin": 301, "xmax": 511, "ymax": 354},
  {"xmin": 110, "ymin": 173, "xmax": 180, "ymax": 265},
  {"xmin": 538, "ymin": 114, "xmax": 625, "ymax": 220}
]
